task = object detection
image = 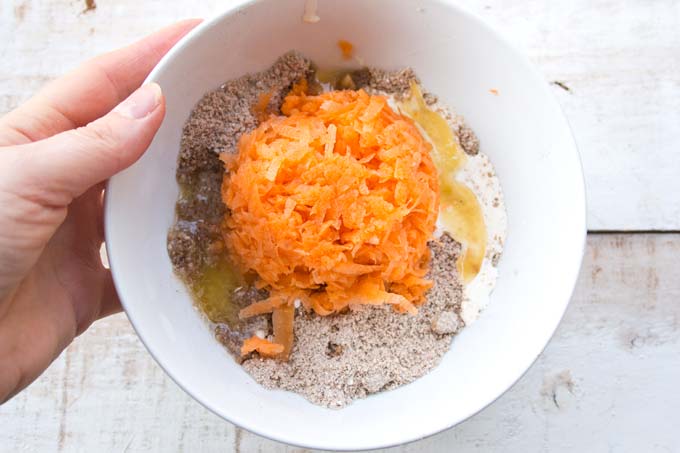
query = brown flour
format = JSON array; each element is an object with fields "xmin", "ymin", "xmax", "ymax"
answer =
[
  {"xmin": 242, "ymin": 233, "xmax": 463, "ymax": 408},
  {"xmin": 168, "ymin": 53, "xmax": 476, "ymax": 408},
  {"xmin": 168, "ymin": 52, "xmax": 313, "ymax": 278}
]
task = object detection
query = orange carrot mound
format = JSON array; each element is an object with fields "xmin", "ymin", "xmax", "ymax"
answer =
[
  {"xmin": 222, "ymin": 87, "xmax": 439, "ymax": 322},
  {"xmin": 241, "ymin": 336, "xmax": 285, "ymax": 358}
]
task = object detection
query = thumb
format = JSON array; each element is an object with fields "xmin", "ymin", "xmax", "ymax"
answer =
[{"xmin": 17, "ymin": 83, "xmax": 165, "ymax": 205}]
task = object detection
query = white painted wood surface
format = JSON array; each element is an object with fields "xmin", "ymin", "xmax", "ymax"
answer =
[
  {"xmin": 2, "ymin": 1, "xmax": 680, "ymax": 452},
  {"xmin": 1, "ymin": 0, "xmax": 678, "ymax": 230},
  {"xmin": 3, "ymin": 234, "xmax": 679, "ymax": 452}
]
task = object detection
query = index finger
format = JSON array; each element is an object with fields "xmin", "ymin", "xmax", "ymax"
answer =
[{"xmin": 0, "ymin": 19, "xmax": 201, "ymax": 146}]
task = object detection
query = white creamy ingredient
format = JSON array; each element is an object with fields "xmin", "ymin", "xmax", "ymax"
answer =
[
  {"xmin": 373, "ymin": 93, "xmax": 506, "ymax": 325},
  {"xmin": 456, "ymin": 151, "xmax": 507, "ymax": 324},
  {"xmin": 417, "ymin": 100, "xmax": 507, "ymax": 325}
]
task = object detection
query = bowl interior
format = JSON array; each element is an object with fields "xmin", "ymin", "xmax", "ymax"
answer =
[{"xmin": 105, "ymin": 0, "xmax": 586, "ymax": 449}]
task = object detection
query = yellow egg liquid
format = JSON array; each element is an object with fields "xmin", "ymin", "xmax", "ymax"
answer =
[
  {"xmin": 191, "ymin": 257, "xmax": 243, "ymax": 325},
  {"xmin": 400, "ymin": 81, "xmax": 487, "ymax": 283}
]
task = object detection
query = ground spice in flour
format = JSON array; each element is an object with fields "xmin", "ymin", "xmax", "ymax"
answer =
[
  {"xmin": 167, "ymin": 52, "xmax": 313, "ymax": 357},
  {"xmin": 242, "ymin": 233, "xmax": 463, "ymax": 408},
  {"xmin": 168, "ymin": 53, "xmax": 476, "ymax": 407},
  {"xmin": 168, "ymin": 52, "xmax": 313, "ymax": 278}
]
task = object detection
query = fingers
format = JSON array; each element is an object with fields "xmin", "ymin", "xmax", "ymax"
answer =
[
  {"xmin": 12, "ymin": 83, "xmax": 165, "ymax": 207},
  {"xmin": 0, "ymin": 269, "xmax": 79, "ymax": 404},
  {"xmin": 73, "ymin": 271, "xmax": 122, "ymax": 337},
  {"xmin": 0, "ymin": 19, "xmax": 200, "ymax": 146},
  {"xmin": 42, "ymin": 183, "xmax": 120, "ymax": 336},
  {"xmin": 0, "ymin": 265, "xmax": 120, "ymax": 402},
  {"xmin": 97, "ymin": 271, "xmax": 123, "ymax": 321}
]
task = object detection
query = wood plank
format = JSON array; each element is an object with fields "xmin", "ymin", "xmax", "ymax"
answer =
[
  {"xmin": 2, "ymin": 233, "xmax": 679, "ymax": 452},
  {"xmin": 0, "ymin": 0, "xmax": 678, "ymax": 230},
  {"xmin": 473, "ymin": 0, "xmax": 680, "ymax": 231}
]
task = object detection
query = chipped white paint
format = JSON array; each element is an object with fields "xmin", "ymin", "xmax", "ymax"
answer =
[
  {"xmin": 2, "ymin": 0, "xmax": 680, "ymax": 451},
  {"xmin": 2, "ymin": 234, "xmax": 679, "ymax": 452},
  {"xmin": 1, "ymin": 0, "xmax": 678, "ymax": 230}
]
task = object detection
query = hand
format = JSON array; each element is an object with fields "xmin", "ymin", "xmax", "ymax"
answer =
[{"xmin": 0, "ymin": 20, "xmax": 200, "ymax": 403}]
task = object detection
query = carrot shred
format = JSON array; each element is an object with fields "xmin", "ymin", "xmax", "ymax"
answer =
[
  {"xmin": 272, "ymin": 304, "xmax": 295, "ymax": 359},
  {"xmin": 223, "ymin": 88, "xmax": 440, "ymax": 357},
  {"xmin": 238, "ymin": 295, "xmax": 286, "ymax": 319},
  {"xmin": 253, "ymin": 91, "xmax": 273, "ymax": 122},
  {"xmin": 337, "ymin": 40, "xmax": 354, "ymax": 59},
  {"xmin": 290, "ymin": 78, "xmax": 308, "ymax": 96},
  {"xmin": 241, "ymin": 336, "xmax": 284, "ymax": 358}
]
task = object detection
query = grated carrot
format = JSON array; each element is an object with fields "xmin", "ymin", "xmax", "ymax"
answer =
[
  {"xmin": 272, "ymin": 304, "xmax": 295, "ymax": 359},
  {"xmin": 223, "ymin": 87, "xmax": 440, "ymax": 357},
  {"xmin": 252, "ymin": 91, "xmax": 273, "ymax": 122},
  {"xmin": 337, "ymin": 40, "xmax": 354, "ymax": 59},
  {"xmin": 241, "ymin": 336, "xmax": 285, "ymax": 358},
  {"xmin": 238, "ymin": 295, "xmax": 286, "ymax": 319}
]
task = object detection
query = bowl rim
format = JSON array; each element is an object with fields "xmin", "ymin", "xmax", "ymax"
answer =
[{"xmin": 105, "ymin": 0, "xmax": 587, "ymax": 449}]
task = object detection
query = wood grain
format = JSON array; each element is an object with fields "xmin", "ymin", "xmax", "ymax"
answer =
[
  {"xmin": 1, "ymin": 1, "xmax": 679, "ymax": 451},
  {"xmin": 2, "ymin": 234, "xmax": 679, "ymax": 452},
  {"xmin": 0, "ymin": 0, "xmax": 678, "ymax": 230}
]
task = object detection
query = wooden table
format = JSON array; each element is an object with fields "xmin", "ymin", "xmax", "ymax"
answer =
[{"xmin": 2, "ymin": 1, "xmax": 679, "ymax": 451}]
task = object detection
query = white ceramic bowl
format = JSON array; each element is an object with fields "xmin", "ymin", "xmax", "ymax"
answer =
[{"xmin": 105, "ymin": 0, "xmax": 586, "ymax": 449}]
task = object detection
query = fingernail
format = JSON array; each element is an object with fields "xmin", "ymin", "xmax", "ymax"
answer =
[{"xmin": 113, "ymin": 83, "xmax": 162, "ymax": 119}]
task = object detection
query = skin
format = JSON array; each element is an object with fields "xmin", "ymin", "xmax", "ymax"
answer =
[{"xmin": 0, "ymin": 19, "xmax": 201, "ymax": 403}]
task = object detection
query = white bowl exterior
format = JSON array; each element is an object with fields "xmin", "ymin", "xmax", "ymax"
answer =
[{"xmin": 105, "ymin": 0, "xmax": 586, "ymax": 449}]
